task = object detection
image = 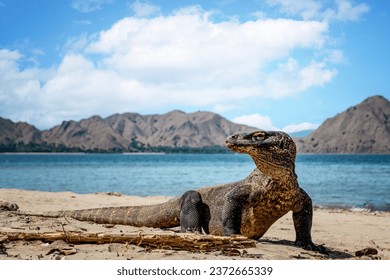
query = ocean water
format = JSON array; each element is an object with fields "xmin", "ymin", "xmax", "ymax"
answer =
[{"xmin": 0, "ymin": 153, "xmax": 389, "ymax": 211}]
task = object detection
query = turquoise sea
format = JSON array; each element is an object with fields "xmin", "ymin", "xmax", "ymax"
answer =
[{"xmin": 0, "ymin": 154, "xmax": 389, "ymax": 211}]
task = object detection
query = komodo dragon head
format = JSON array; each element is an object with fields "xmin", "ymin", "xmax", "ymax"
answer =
[{"xmin": 226, "ymin": 131, "xmax": 297, "ymax": 181}]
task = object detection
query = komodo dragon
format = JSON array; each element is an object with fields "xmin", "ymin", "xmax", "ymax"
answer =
[{"xmin": 0, "ymin": 130, "xmax": 324, "ymax": 252}]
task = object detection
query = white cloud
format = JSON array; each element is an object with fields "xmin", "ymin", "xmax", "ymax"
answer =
[
  {"xmin": 86, "ymin": 8, "xmax": 330, "ymax": 100},
  {"xmin": 323, "ymin": 0, "xmax": 369, "ymax": 22},
  {"xmin": 263, "ymin": 58, "xmax": 337, "ymax": 98},
  {"xmin": 232, "ymin": 114, "xmax": 277, "ymax": 130},
  {"xmin": 1, "ymin": 6, "xmax": 341, "ymax": 128},
  {"xmin": 252, "ymin": 11, "xmax": 268, "ymax": 19},
  {"xmin": 266, "ymin": 0, "xmax": 369, "ymax": 22},
  {"xmin": 232, "ymin": 113, "xmax": 319, "ymax": 133},
  {"xmin": 64, "ymin": 34, "xmax": 90, "ymax": 53},
  {"xmin": 130, "ymin": 0, "xmax": 161, "ymax": 17},
  {"xmin": 0, "ymin": 49, "xmax": 22, "ymax": 61},
  {"xmin": 266, "ymin": 0, "xmax": 322, "ymax": 20},
  {"xmin": 282, "ymin": 122, "xmax": 319, "ymax": 133},
  {"xmin": 299, "ymin": 60, "xmax": 337, "ymax": 89},
  {"xmin": 324, "ymin": 49, "xmax": 345, "ymax": 64},
  {"xmin": 87, "ymin": 10, "xmax": 327, "ymax": 60},
  {"xmin": 38, "ymin": 54, "xmax": 144, "ymax": 126},
  {"xmin": 70, "ymin": 0, "xmax": 113, "ymax": 13},
  {"xmin": 0, "ymin": 50, "xmax": 51, "ymax": 124}
]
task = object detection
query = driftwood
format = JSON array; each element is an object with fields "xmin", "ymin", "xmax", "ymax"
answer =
[{"xmin": 0, "ymin": 228, "xmax": 256, "ymax": 252}]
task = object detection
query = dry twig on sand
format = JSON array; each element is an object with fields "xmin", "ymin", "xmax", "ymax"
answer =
[{"xmin": 0, "ymin": 227, "xmax": 256, "ymax": 252}]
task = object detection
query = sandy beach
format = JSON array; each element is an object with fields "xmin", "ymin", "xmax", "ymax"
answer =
[{"xmin": 0, "ymin": 188, "xmax": 389, "ymax": 260}]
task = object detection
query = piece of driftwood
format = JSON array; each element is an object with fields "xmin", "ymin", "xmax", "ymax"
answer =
[{"xmin": 0, "ymin": 228, "xmax": 256, "ymax": 252}]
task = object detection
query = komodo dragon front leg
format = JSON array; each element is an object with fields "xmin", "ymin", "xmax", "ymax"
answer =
[
  {"xmin": 292, "ymin": 188, "xmax": 318, "ymax": 250},
  {"xmin": 179, "ymin": 190, "xmax": 210, "ymax": 234}
]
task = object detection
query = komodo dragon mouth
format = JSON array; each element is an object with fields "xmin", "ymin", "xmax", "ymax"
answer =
[
  {"xmin": 226, "ymin": 131, "xmax": 286, "ymax": 149},
  {"xmin": 226, "ymin": 131, "xmax": 273, "ymax": 147}
]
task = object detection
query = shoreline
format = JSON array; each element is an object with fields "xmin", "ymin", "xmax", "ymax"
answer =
[{"xmin": 1, "ymin": 188, "xmax": 389, "ymax": 260}]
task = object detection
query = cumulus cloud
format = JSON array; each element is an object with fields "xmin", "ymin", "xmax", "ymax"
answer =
[
  {"xmin": 1, "ymin": 6, "xmax": 342, "ymax": 129},
  {"xmin": 263, "ymin": 58, "xmax": 337, "ymax": 98},
  {"xmin": 232, "ymin": 113, "xmax": 319, "ymax": 133},
  {"xmin": 85, "ymin": 7, "xmax": 330, "ymax": 101},
  {"xmin": 0, "ymin": 50, "xmax": 51, "ymax": 124}
]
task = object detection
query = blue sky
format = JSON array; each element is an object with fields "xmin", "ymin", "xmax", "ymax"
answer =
[{"xmin": 0, "ymin": 0, "xmax": 389, "ymax": 132}]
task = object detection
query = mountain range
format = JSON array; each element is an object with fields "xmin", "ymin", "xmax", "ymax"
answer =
[
  {"xmin": 0, "ymin": 110, "xmax": 257, "ymax": 153},
  {"xmin": 1, "ymin": 95, "xmax": 389, "ymax": 153}
]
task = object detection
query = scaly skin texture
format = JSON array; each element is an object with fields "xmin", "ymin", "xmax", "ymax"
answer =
[{"xmin": 1, "ymin": 131, "xmax": 324, "ymax": 251}]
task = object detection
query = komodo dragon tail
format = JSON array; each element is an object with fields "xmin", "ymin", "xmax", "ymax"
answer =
[{"xmin": 15, "ymin": 197, "xmax": 182, "ymax": 228}]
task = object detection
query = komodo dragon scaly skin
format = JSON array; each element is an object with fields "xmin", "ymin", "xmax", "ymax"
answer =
[{"xmin": 0, "ymin": 131, "xmax": 325, "ymax": 252}]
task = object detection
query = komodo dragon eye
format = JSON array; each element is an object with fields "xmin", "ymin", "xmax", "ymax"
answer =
[{"xmin": 252, "ymin": 132, "xmax": 267, "ymax": 141}]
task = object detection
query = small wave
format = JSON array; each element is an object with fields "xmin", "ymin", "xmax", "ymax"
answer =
[{"xmin": 314, "ymin": 203, "xmax": 390, "ymax": 212}]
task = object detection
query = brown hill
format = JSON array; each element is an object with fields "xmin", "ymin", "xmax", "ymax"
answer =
[
  {"xmin": 0, "ymin": 117, "xmax": 45, "ymax": 151},
  {"xmin": 0, "ymin": 111, "xmax": 257, "ymax": 152},
  {"xmin": 103, "ymin": 110, "xmax": 256, "ymax": 148},
  {"xmin": 296, "ymin": 95, "xmax": 390, "ymax": 153}
]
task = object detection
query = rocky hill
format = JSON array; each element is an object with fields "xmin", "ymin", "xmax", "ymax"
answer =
[
  {"xmin": 0, "ymin": 111, "xmax": 257, "ymax": 153},
  {"xmin": 296, "ymin": 95, "xmax": 390, "ymax": 153},
  {"xmin": 0, "ymin": 118, "xmax": 46, "ymax": 152}
]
